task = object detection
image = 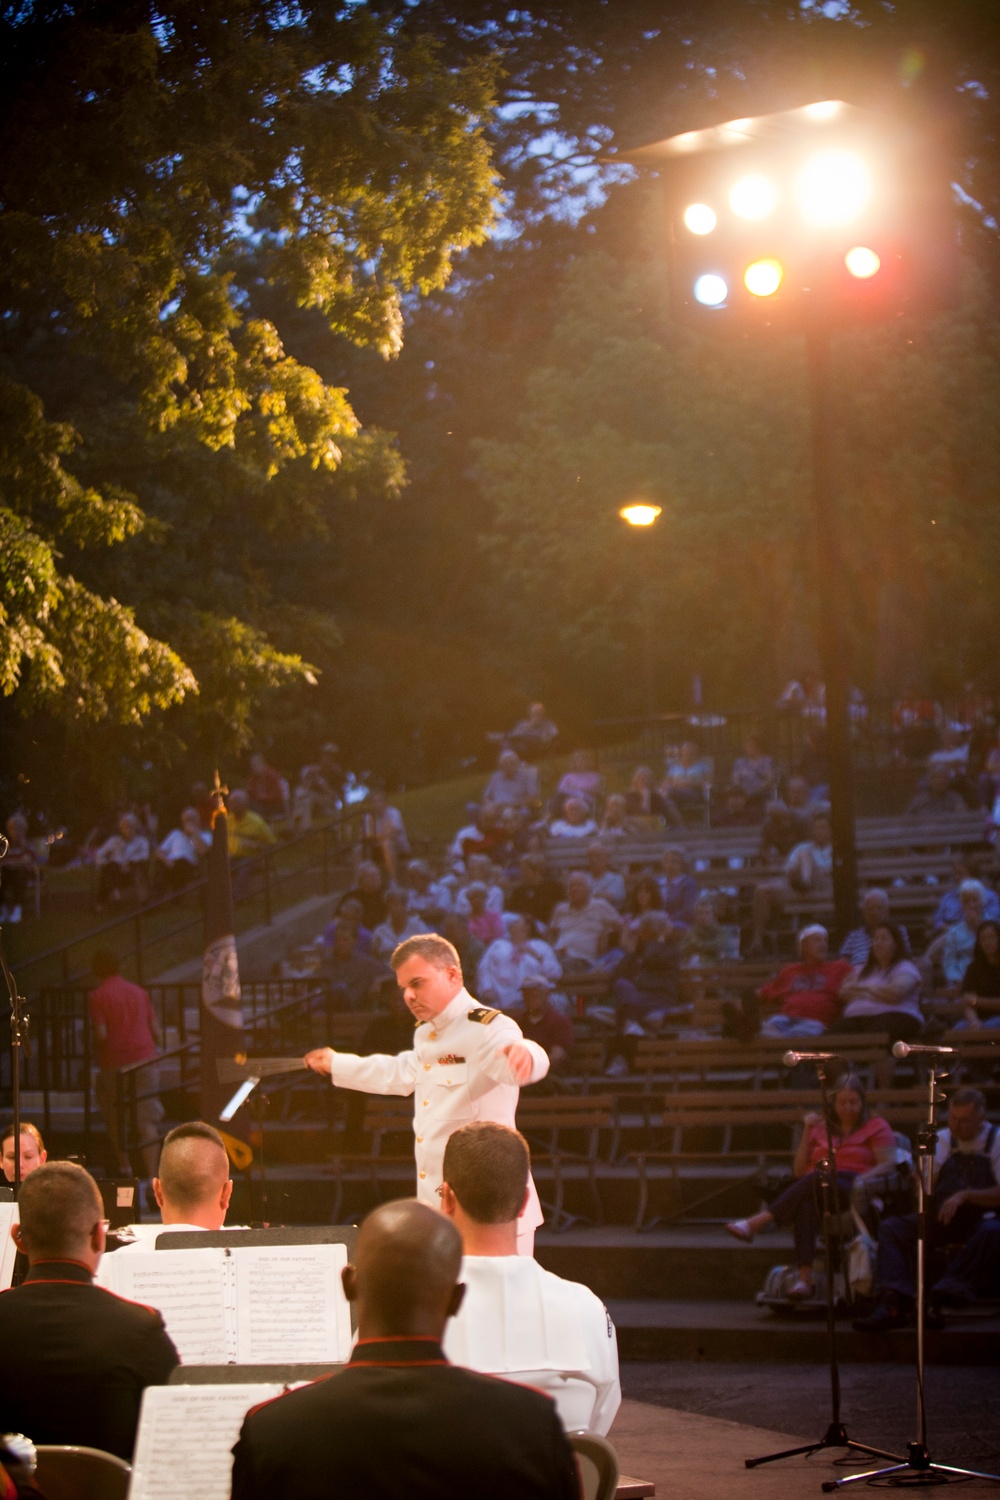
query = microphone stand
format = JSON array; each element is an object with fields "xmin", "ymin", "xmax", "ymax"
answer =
[
  {"xmin": 745, "ymin": 1057, "xmax": 905, "ymax": 1472},
  {"xmin": 821, "ymin": 1059, "xmax": 1000, "ymax": 1491}
]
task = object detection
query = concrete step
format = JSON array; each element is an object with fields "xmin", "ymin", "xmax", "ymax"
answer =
[{"xmin": 535, "ymin": 1225, "xmax": 792, "ymax": 1301}]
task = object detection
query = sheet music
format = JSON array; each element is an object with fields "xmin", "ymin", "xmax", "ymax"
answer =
[
  {"xmin": 128, "ymin": 1383, "xmax": 281, "ymax": 1500},
  {"xmin": 110, "ymin": 1249, "xmax": 234, "ymax": 1363},
  {"xmin": 0, "ymin": 1202, "xmax": 18, "ymax": 1290},
  {"xmin": 234, "ymin": 1243, "xmax": 351, "ymax": 1364}
]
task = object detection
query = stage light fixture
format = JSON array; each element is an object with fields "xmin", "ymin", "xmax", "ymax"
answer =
[
  {"xmin": 797, "ymin": 150, "xmax": 871, "ymax": 226},
  {"xmin": 693, "ymin": 273, "xmax": 728, "ymax": 307},
  {"xmin": 619, "ymin": 503, "xmax": 662, "ymax": 527},
  {"xmin": 845, "ymin": 245, "xmax": 881, "ymax": 279},
  {"xmin": 729, "ymin": 173, "xmax": 777, "ymax": 221},
  {"xmin": 683, "ymin": 203, "xmax": 717, "ymax": 235},
  {"xmin": 744, "ymin": 258, "xmax": 784, "ymax": 297}
]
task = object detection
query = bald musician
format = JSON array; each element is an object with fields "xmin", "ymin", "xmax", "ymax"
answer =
[
  {"xmin": 305, "ymin": 934, "xmax": 550, "ymax": 1253},
  {"xmin": 231, "ymin": 1199, "xmax": 579, "ymax": 1499},
  {"xmin": 98, "ymin": 1122, "xmax": 235, "ymax": 1263}
]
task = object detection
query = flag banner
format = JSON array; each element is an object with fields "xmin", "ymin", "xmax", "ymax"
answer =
[{"xmin": 200, "ymin": 805, "xmax": 253, "ymax": 1167}]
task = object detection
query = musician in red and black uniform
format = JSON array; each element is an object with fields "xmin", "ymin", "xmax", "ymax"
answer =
[
  {"xmin": 231, "ymin": 1199, "xmax": 580, "ymax": 1500},
  {"xmin": 0, "ymin": 1161, "xmax": 178, "ymax": 1458}
]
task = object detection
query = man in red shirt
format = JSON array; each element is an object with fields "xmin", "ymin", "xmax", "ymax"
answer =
[
  {"xmin": 87, "ymin": 950, "xmax": 163, "ymax": 1177},
  {"xmin": 758, "ymin": 925, "xmax": 852, "ymax": 1037}
]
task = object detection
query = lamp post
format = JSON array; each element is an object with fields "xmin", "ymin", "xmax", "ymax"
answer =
[{"xmin": 619, "ymin": 502, "xmax": 662, "ymax": 721}]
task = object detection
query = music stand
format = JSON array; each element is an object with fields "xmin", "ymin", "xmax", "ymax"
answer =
[{"xmin": 219, "ymin": 1058, "xmax": 308, "ymax": 1225}]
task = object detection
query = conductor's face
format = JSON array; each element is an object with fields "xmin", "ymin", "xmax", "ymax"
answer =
[{"xmin": 396, "ymin": 955, "xmax": 463, "ymax": 1023}]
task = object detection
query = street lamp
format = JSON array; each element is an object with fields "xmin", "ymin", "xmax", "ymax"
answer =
[
  {"xmin": 616, "ymin": 100, "xmax": 956, "ymax": 935},
  {"xmin": 619, "ymin": 502, "xmax": 663, "ymax": 719}
]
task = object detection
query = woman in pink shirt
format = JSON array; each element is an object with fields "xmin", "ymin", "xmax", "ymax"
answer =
[{"xmin": 726, "ymin": 1075, "xmax": 896, "ymax": 1299}]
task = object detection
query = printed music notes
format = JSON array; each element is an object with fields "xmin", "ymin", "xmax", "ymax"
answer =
[{"xmin": 128, "ymin": 1383, "xmax": 282, "ymax": 1500}]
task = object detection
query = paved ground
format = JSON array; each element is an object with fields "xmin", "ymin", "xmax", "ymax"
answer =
[{"xmin": 620, "ymin": 1362, "xmax": 1000, "ymax": 1474}]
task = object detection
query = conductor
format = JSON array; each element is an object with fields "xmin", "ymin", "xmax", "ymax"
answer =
[{"xmin": 305, "ymin": 934, "xmax": 550, "ymax": 1253}]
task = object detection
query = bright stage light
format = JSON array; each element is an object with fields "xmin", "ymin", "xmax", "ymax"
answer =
[
  {"xmin": 729, "ymin": 174, "xmax": 778, "ymax": 221},
  {"xmin": 803, "ymin": 100, "xmax": 842, "ymax": 121},
  {"xmin": 693, "ymin": 273, "xmax": 728, "ymax": 307},
  {"xmin": 797, "ymin": 150, "xmax": 871, "ymax": 226},
  {"xmin": 744, "ymin": 258, "xmax": 784, "ymax": 297},
  {"xmin": 619, "ymin": 503, "xmax": 662, "ymax": 527},
  {"xmin": 683, "ymin": 203, "xmax": 717, "ymax": 235},
  {"xmin": 845, "ymin": 245, "xmax": 881, "ymax": 279}
]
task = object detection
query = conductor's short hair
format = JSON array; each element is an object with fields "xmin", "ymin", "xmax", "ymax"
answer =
[
  {"xmin": 390, "ymin": 934, "xmax": 462, "ymax": 973},
  {"xmin": 17, "ymin": 1162, "xmax": 103, "ymax": 1259},
  {"xmin": 442, "ymin": 1122, "xmax": 530, "ymax": 1224}
]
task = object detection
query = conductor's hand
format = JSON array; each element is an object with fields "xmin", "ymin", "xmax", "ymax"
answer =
[
  {"xmin": 304, "ymin": 1047, "xmax": 335, "ymax": 1076},
  {"xmin": 503, "ymin": 1043, "xmax": 534, "ymax": 1083}
]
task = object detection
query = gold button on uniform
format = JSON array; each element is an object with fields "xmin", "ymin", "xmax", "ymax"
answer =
[
  {"xmin": 417, "ymin": 1136, "xmax": 423, "ymax": 1143},
  {"xmin": 429, "ymin": 1031, "xmax": 437, "ymax": 1039},
  {"xmin": 419, "ymin": 1171, "xmax": 426, "ymax": 1179},
  {"xmin": 423, "ymin": 1100, "xmax": 429, "ymax": 1107},
  {"xmin": 424, "ymin": 1063, "xmax": 431, "ymax": 1070}
]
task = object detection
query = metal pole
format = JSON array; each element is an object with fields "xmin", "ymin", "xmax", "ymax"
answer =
[
  {"xmin": 642, "ymin": 589, "xmax": 655, "ymax": 721},
  {"xmin": 805, "ymin": 323, "xmax": 858, "ymax": 938}
]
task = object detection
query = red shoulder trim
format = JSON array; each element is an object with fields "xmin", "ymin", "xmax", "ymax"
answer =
[
  {"xmin": 345, "ymin": 1360, "xmax": 449, "ymax": 1369},
  {"xmin": 246, "ymin": 1373, "xmax": 338, "ymax": 1419},
  {"xmin": 355, "ymin": 1335, "xmax": 441, "ymax": 1346}
]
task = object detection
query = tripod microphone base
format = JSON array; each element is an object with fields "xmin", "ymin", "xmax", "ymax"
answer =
[
  {"xmin": 745, "ymin": 1423, "xmax": 905, "ymax": 1471},
  {"xmin": 820, "ymin": 1441, "xmax": 1000, "ymax": 1491}
]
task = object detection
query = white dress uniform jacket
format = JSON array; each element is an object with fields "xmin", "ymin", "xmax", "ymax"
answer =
[
  {"xmin": 443, "ymin": 1256, "xmax": 621, "ymax": 1436},
  {"xmin": 326, "ymin": 987, "xmax": 550, "ymax": 1235}
]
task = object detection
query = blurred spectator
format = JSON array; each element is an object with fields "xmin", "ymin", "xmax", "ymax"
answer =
[
  {"xmin": 751, "ymin": 812, "xmax": 833, "ymax": 953},
  {"xmin": 930, "ymin": 858, "xmax": 1000, "ymax": 935},
  {"xmin": 320, "ymin": 920, "xmax": 388, "ymax": 1009},
  {"xmin": 95, "ymin": 812, "xmax": 151, "ymax": 911},
  {"xmin": 622, "ymin": 874, "xmax": 665, "ymax": 950},
  {"xmin": 491, "ymin": 804, "xmax": 530, "ymax": 869},
  {"xmin": 549, "ymin": 872, "xmax": 620, "ymax": 969},
  {"xmin": 586, "ymin": 844, "xmax": 625, "ymax": 910},
  {"xmin": 712, "ymin": 784, "xmax": 758, "ymax": 828},
  {"xmin": 449, "ymin": 804, "xmax": 499, "ymax": 864},
  {"xmin": 226, "ymin": 789, "xmax": 277, "ymax": 860},
  {"xmin": 599, "ymin": 793, "xmax": 630, "ymax": 841},
  {"xmin": 662, "ymin": 741, "xmax": 712, "ymax": 815},
  {"xmin": 624, "ymin": 766, "xmax": 680, "ymax": 826},
  {"xmin": 483, "ymin": 750, "xmax": 539, "ymax": 811},
  {"xmin": 906, "ymin": 763, "xmax": 967, "ymax": 818},
  {"xmin": 508, "ymin": 855, "xmax": 564, "ymax": 927},
  {"xmin": 405, "ymin": 859, "xmax": 453, "ymax": 924},
  {"xmin": 659, "ymin": 847, "xmax": 699, "ymax": 924},
  {"xmin": 957, "ymin": 920, "xmax": 1000, "ymax": 1030},
  {"xmin": 370, "ymin": 887, "xmax": 430, "ymax": 959},
  {"xmin": 731, "ymin": 735, "xmax": 776, "ymax": 806},
  {"xmin": 941, "ymin": 881, "xmax": 988, "ymax": 989},
  {"xmin": 928, "ymin": 726, "xmax": 969, "ymax": 775},
  {"xmin": 336, "ymin": 861, "xmax": 386, "ymax": 930},
  {"xmin": 759, "ymin": 800, "xmax": 808, "ymax": 863},
  {"xmin": 548, "ymin": 796, "xmax": 598, "ymax": 840},
  {"xmin": 333, "ymin": 895, "xmax": 373, "ymax": 954},
  {"xmin": 154, "ymin": 808, "xmax": 209, "ymax": 895},
  {"xmin": 612, "ymin": 911, "xmax": 684, "ymax": 1039},
  {"xmin": 463, "ymin": 882, "xmax": 506, "ymax": 945},
  {"xmin": 189, "ymin": 781, "xmax": 217, "ymax": 829},
  {"xmin": 759, "ymin": 926, "xmax": 852, "ymax": 1037},
  {"xmin": 318, "ymin": 742, "xmax": 347, "ymax": 799},
  {"xmin": 456, "ymin": 854, "xmax": 505, "ymax": 914},
  {"xmin": 786, "ymin": 774, "xmax": 819, "ymax": 815},
  {"xmin": 509, "ymin": 974, "xmax": 574, "ymax": 1071},
  {"xmin": 840, "ymin": 889, "xmax": 911, "ymax": 968},
  {"xmin": 893, "ymin": 687, "xmax": 944, "ymax": 760},
  {"xmin": 441, "ymin": 911, "xmax": 485, "ymax": 980},
  {"xmin": 777, "ymin": 669, "xmax": 824, "ymax": 714},
  {"xmin": 830, "ymin": 922, "xmax": 923, "ymax": 1046},
  {"xmin": 246, "ymin": 752, "xmax": 289, "ymax": 821},
  {"xmin": 0, "ymin": 812, "xmax": 36, "ymax": 923},
  {"xmin": 292, "ymin": 763, "xmax": 338, "ymax": 832},
  {"xmin": 555, "ymin": 750, "xmax": 603, "ymax": 812},
  {"xmin": 681, "ymin": 896, "xmax": 734, "ymax": 964},
  {"xmin": 491, "ymin": 701, "xmax": 559, "ymax": 762},
  {"xmin": 795, "ymin": 729, "xmax": 829, "ymax": 792},
  {"xmin": 361, "ymin": 789, "xmax": 410, "ymax": 880},
  {"xmin": 477, "ymin": 915, "xmax": 561, "ymax": 1011},
  {"xmin": 976, "ymin": 742, "xmax": 1000, "ymax": 809},
  {"xmin": 87, "ymin": 950, "xmax": 163, "ymax": 1177}
]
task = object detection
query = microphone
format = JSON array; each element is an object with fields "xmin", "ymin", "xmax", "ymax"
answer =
[
  {"xmin": 782, "ymin": 1050, "xmax": 840, "ymax": 1067},
  {"xmin": 892, "ymin": 1041, "xmax": 955, "ymax": 1059}
]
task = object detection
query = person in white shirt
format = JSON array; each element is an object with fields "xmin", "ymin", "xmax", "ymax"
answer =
[
  {"xmin": 454, "ymin": 854, "xmax": 505, "ymax": 915},
  {"xmin": 370, "ymin": 887, "xmax": 430, "ymax": 958},
  {"xmin": 154, "ymin": 808, "xmax": 210, "ymax": 894},
  {"xmin": 95, "ymin": 812, "xmax": 150, "ymax": 909},
  {"xmin": 100, "ymin": 1122, "xmax": 237, "ymax": 1266},
  {"xmin": 477, "ymin": 915, "xmax": 562, "ymax": 1010},
  {"xmin": 548, "ymin": 797, "xmax": 599, "ymax": 840},
  {"xmin": 586, "ymin": 844, "xmax": 626, "ymax": 911},
  {"xmin": 441, "ymin": 1121, "xmax": 620, "ymax": 1436}
]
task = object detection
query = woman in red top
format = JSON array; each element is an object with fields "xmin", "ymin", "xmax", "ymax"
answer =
[{"xmin": 726, "ymin": 1076, "xmax": 896, "ymax": 1298}]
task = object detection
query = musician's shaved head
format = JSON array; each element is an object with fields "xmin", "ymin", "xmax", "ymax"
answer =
[
  {"xmin": 154, "ymin": 1122, "xmax": 232, "ymax": 1228},
  {"xmin": 343, "ymin": 1199, "xmax": 464, "ymax": 1339}
]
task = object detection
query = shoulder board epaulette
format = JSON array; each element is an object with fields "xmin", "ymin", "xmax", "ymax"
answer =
[{"xmin": 468, "ymin": 1006, "xmax": 500, "ymax": 1024}]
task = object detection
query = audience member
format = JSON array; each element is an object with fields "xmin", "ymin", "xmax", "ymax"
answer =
[
  {"xmin": 785, "ymin": 774, "xmax": 819, "ymax": 816},
  {"xmin": 477, "ymin": 915, "xmax": 561, "ymax": 1011},
  {"xmin": 758, "ymin": 925, "xmax": 852, "ymax": 1037},
  {"xmin": 508, "ymin": 855, "xmax": 564, "ymax": 927},
  {"xmin": 830, "ymin": 922, "xmax": 924, "ymax": 1048},
  {"xmin": 893, "ymin": 689, "xmax": 944, "ymax": 760},
  {"xmin": 940, "ymin": 880, "xmax": 989, "ymax": 990},
  {"xmin": 462, "ymin": 882, "xmax": 506, "ymax": 945},
  {"xmin": 548, "ymin": 796, "xmax": 598, "ymax": 840},
  {"xmin": 231, "ymin": 1200, "xmax": 579, "ymax": 1500},
  {"xmin": 839, "ymin": 889, "xmax": 911, "ymax": 968},
  {"xmin": 483, "ymin": 750, "xmax": 539, "ymax": 811},
  {"xmin": 662, "ymin": 740, "xmax": 712, "ymax": 814},
  {"xmin": 440, "ymin": 911, "xmax": 485, "ymax": 981},
  {"xmin": 0, "ymin": 1162, "xmax": 178, "ymax": 1458},
  {"xmin": 335, "ymin": 895, "xmax": 373, "ymax": 954},
  {"xmin": 361, "ymin": 789, "xmax": 411, "ymax": 880},
  {"xmin": 906, "ymin": 763, "xmax": 967, "ymax": 818},
  {"xmin": 321, "ymin": 919, "xmax": 389, "ymax": 1007},
  {"xmin": 855, "ymin": 1089, "xmax": 1000, "ymax": 1331},
  {"xmin": 712, "ymin": 784, "xmax": 758, "ymax": 828},
  {"xmin": 759, "ymin": 801, "xmax": 808, "ymax": 863},
  {"xmin": 681, "ymin": 896, "xmax": 735, "ymax": 964},
  {"xmin": 751, "ymin": 812, "xmax": 833, "ymax": 953},
  {"xmin": 246, "ymin": 752, "xmax": 288, "ymax": 821},
  {"xmin": 1, "ymin": 1121, "xmax": 46, "ymax": 1183},
  {"xmin": 956, "ymin": 919, "xmax": 1000, "ymax": 1029},
  {"xmin": 508, "ymin": 975, "xmax": 574, "ymax": 1071},
  {"xmin": 659, "ymin": 846, "xmax": 699, "ymax": 924},
  {"xmin": 100, "ymin": 1122, "xmax": 234, "ymax": 1254},
  {"xmin": 455, "ymin": 854, "xmax": 505, "ymax": 914},
  {"xmin": 441, "ymin": 1123, "xmax": 619, "ymax": 1434},
  {"xmin": 87, "ymin": 950, "xmax": 163, "ymax": 1179},
  {"xmin": 621, "ymin": 874, "xmax": 666, "ymax": 948},
  {"xmin": 94, "ymin": 812, "xmax": 150, "ymax": 910},
  {"xmin": 586, "ymin": 843, "xmax": 626, "ymax": 910},
  {"xmin": 549, "ymin": 872, "xmax": 620, "ymax": 970},
  {"xmin": 153, "ymin": 807, "xmax": 209, "ymax": 894},
  {"xmin": 928, "ymin": 1218, "xmax": 1000, "ymax": 1314},
  {"xmin": 449, "ymin": 804, "xmax": 500, "ymax": 864},
  {"xmin": 596, "ymin": 793, "xmax": 627, "ymax": 841},
  {"xmin": 291, "ymin": 761, "xmax": 339, "ymax": 832},
  {"xmin": 606, "ymin": 911, "xmax": 685, "ymax": 1073},
  {"xmin": 555, "ymin": 750, "xmax": 603, "ymax": 812},
  {"xmin": 371, "ymin": 888, "xmax": 430, "ymax": 959},
  {"xmin": 930, "ymin": 857, "xmax": 1000, "ymax": 933},
  {"xmin": 730, "ymin": 735, "xmax": 776, "ymax": 806},
  {"xmin": 494, "ymin": 701, "xmax": 560, "ymax": 763},
  {"xmin": 624, "ymin": 766, "xmax": 680, "ymax": 826},
  {"xmin": 728, "ymin": 1076, "xmax": 895, "ymax": 1300},
  {"xmin": 0, "ymin": 813, "xmax": 36, "ymax": 923},
  {"xmin": 405, "ymin": 859, "xmax": 453, "ymax": 924},
  {"xmin": 226, "ymin": 789, "xmax": 277, "ymax": 859},
  {"xmin": 336, "ymin": 861, "xmax": 387, "ymax": 930}
]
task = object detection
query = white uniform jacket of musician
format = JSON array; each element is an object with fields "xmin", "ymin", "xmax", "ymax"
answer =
[{"xmin": 326, "ymin": 987, "xmax": 550, "ymax": 1248}]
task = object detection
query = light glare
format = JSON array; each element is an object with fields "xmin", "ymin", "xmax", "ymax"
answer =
[
  {"xmin": 797, "ymin": 150, "xmax": 871, "ymax": 226},
  {"xmin": 803, "ymin": 101, "xmax": 842, "ymax": 121},
  {"xmin": 845, "ymin": 245, "xmax": 881, "ymax": 279},
  {"xmin": 620, "ymin": 504, "xmax": 662, "ymax": 528},
  {"xmin": 729, "ymin": 174, "xmax": 778, "ymax": 221},
  {"xmin": 693, "ymin": 274, "xmax": 728, "ymax": 307},
  {"xmin": 744, "ymin": 259, "xmax": 784, "ymax": 297},
  {"xmin": 683, "ymin": 203, "xmax": 717, "ymax": 235}
]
